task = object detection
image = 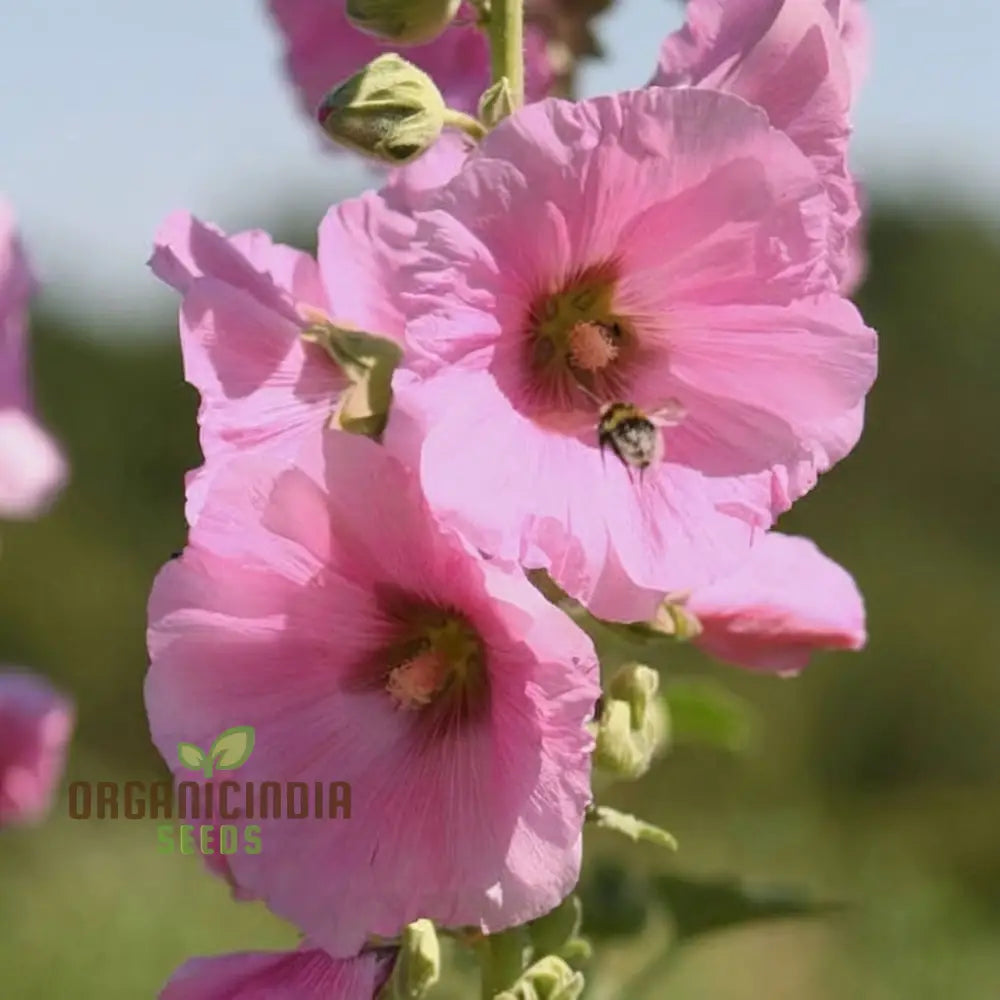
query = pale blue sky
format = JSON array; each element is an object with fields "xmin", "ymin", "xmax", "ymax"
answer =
[{"xmin": 1, "ymin": 0, "xmax": 998, "ymax": 324}]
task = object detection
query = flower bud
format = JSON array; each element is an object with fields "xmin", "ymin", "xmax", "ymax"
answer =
[
  {"xmin": 592, "ymin": 663, "xmax": 669, "ymax": 780},
  {"xmin": 317, "ymin": 54, "xmax": 446, "ymax": 164},
  {"xmin": 478, "ymin": 77, "xmax": 515, "ymax": 128},
  {"xmin": 495, "ymin": 956, "xmax": 585, "ymax": 1000},
  {"xmin": 649, "ymin": 595, "xmax": 702, "ymax": 641},
  {"xmin": 528, "ymin": 895, "xmax": 583, "ymax": 959},
  {"xmin": 347, "ymin": 0, "xmax": 462, "ymax": 46},
  {"xmin": 385, "ymin": 919, "xmax": 440, "ymax": 999}
]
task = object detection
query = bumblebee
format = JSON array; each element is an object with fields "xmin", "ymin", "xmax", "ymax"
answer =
[{"xmin": 597, "ymin": 400, "xmax": 685, "ymax": 471}]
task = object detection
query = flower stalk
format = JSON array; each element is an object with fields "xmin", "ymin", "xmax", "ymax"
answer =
[
  {"xmin": 487, "ymin": 0, "xmax": 524, "ymax": 111},
  {"xmin": 442, "ymin": 107, "xmax": 489, "ymax": 140}
]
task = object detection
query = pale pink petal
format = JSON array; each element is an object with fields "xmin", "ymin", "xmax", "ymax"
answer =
[
  {"xmin": 840, "ymin": 177, "xmax": 869, "ymax": 295},
  {"xmin": 0, "ymin": 409, "xmax": 67, "ymax": 519},
  {"xmin": 149, "ymin": 210, "xmax": 326, "ymax": 318},
  {"xmin": 175, "ymin": 276, "xmax": 340, "ymax": 524},
  {"xmin": 315, "ymin": 192, "xmax": 414, "ymax": 338},
  {"xmin": 0, "ymin": 200, "xmax": 66, "ymax": 518},
  {"xmin": 0, "ymin": 669, "xmax": 74, "ymax": 828},
  {"xmin": 636, "ymin": 294, "xmax": 876, "ymax": 502},
  {"xmin": 383, "ymin": 132, "xmax": 473, "ymax": 212},
  {"xmin": 826, "ymin": 0, "xmax": 870, "ymax": 99},
  {"xmin": 0, "ymin": 200, "xmax": 35, "ymax": 411},
  {"xmin": 161, "ymin": 946, "xmax": 393, "ymax": 999},
  {"xmin": 387, "ymin": 366, "xmax": 757, "ymax": 621},
  {"xmin": 688, "ymin": 532, "xmax": 866, "ymax": 673},
  {"xmin": 151, "ymin": 203, "xmax": 408, "ymax": 526},
  {"xmin": 651, "ymin": 0, "xmax": 860, "ymax": 286}
]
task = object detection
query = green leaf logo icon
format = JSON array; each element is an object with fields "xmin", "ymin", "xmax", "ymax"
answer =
[
  {"xmin": 177, "ymin": 742, "xmax": 207, "ymax": 772},
  {"xmin": 176, "ymin": 726, "xmax": 255, "ymax": 778},
  {"xmin": 209, "ymin": 726, "xmax": 256, "ymax": 773}
]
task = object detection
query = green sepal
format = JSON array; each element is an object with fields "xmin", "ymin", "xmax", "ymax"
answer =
[
  {"xmin": 494, "ymin": 955, "xmax": 585, "ymax": 1000},
  {"xmin": 301, "ymin": 321, "xmax": 403, "ymax": 439}
]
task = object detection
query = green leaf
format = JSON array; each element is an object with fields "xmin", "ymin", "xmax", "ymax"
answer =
[
  {"xmin": 663, "ymin": 677, "xmax": 754, "ymax": 752},
  {"xmin": 652, "ymin": 874, "xmax": 845, "ymax": 944},
  {"xmin": 176, "ymin": 742, "xmax": 206, "ymax": 771},
  {"xmin": 209, "ymin": 726, "xmax": 256, "ymax": 771},
  {"xmin": 302, "ymin": 322, "xmax": 403, "ymax": 439},
  {"xmin": 586, "ymin": 805, "xmax": 678, "ymax": 850}
]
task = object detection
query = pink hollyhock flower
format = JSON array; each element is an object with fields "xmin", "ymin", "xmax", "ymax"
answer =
[
  {"xmin": 651, "ymin": 0, "xmax": 866, "ymax": 291},
  {"xmin": 0, "ymin": 201, "xmax": 66, "ymax": 519},
  {"xmin": 0, "ymin": 669, "xmax": 74, "ymax": 827},
  {"xmin": 268, "ymin": 0, "xmax": 554, "ymax": 120},
  {"xmin": 148, "ymin": 196, "xmax": 408, "ymax": 523},
  {"xmin": 383, "ymin": 87, "xmax": 877, "ymax": 622},
  {"xmin": 161, "ymin": 945, "xmax": 394, "ymax": 999},
  {"xmin": 145, "ymin": 431, "xmax": 599, "ymax": 956},
  {"xmin": 686, "ymin": 532, "xmax": 866, "ymax": 674}
]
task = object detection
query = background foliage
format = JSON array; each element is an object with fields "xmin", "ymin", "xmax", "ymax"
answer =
[{"xmin": 2, "ymin": 201, "xmax": 999, "ymax": 997}]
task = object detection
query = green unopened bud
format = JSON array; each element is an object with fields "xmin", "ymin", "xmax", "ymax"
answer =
[
  {"xmin": 528, "ymin": 896, "xmax": 583, "ymax": 958},
  {"xmin": 495, "ymin": 956, "xmax": 585, "ymax": 1000},
  {"xmin": 386, "ymin": 919, "xmax": 439, "ymax": 999},
  {"xmin": 318, "ymin": 54, "xmax": 445, "ymax": 164},
  {"xmin": 347, "ymin": 0, "xmax": 461, "ymax": 45},
  {"xmin": 592, "ymin": 663, "xmax": 669, "ymax": 780},
  {"xmin": 478, "ymin": 77, "xmax": 515, "ymax": 128},
  {"xmin": 649, "ymin": 595, "xmax": 702, "ymax": 641},
  {"xmin": 496, "ymin": 955, "xmax": 585, "ymax": 1000}
]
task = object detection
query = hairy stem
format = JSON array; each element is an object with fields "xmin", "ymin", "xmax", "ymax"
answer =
[
  {"xmin": 487, "ymin": 0, "xmax": 524, "ymax": 111},
  {"xmin": 442, "ymin": 108, "xmax": 489, "ymax": 140}
]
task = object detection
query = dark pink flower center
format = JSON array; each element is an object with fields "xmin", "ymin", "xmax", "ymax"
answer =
[
  {"xmin": 381, "ymin": 610, "xmax": 487, "ymax": 717},
  {"xmin": 524, "ymin": 264, "xmax": 636, "ymax": 412}
]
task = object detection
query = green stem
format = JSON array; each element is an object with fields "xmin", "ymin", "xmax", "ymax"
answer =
[
  {"xmin": 476, "ymin": 928, "xmax": 529, "ymax": 999},
  {"xmin": 442, "ymin": 108, "xmax": 489, "ymax": 141},
  {"xmin": 487, "ymin": 0, "xmax": 524, "ymax": 110}
]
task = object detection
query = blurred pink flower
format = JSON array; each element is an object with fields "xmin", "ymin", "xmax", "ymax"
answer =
[
  {"xmin": 267, "ymin": 0, "xmax": 554, "ymax": 120},
  {"xmin": 687, "ymin": 532, "xmax": 866, "ymax": 674},
  {"xmin": 383, "ymin": 88, "xmax": 877, "ymax": 621},
  {"xmin": 651, "ymin": 0, "xmax": 866, "ymax": 291},
  {"xmin": 145, "ymin": 432, "xmax": 598, "ymax": 956},
  {"xmin": 0, "ymin": 201, "xmax": 66, "ymax": 519},
  {"xmin": 0, "ymin": 669, "xmax": 74, "ymax": 828},
  {"xmin": 835, "ymin": 0, "xmax": 871, "ymax": 99},
  {"xmin": 161, "ymin": 945, "xmax": 394, "ymax": 999},
  {"xmin": 148, "ymin": 199, "xmax": 409, "ymax": 523}
]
